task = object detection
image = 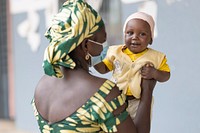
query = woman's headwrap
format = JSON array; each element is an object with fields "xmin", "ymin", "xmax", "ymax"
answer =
[{"xmin": 43, "ymin": 0, "xmax": 104, "ymax": 78}]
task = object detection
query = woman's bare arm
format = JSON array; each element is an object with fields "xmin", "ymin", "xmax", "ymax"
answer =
[{"xmin": 107, "ymin": 79, "xmax": 156, "ymax": 133}]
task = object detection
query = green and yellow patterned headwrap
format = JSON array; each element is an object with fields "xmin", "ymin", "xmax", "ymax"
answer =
[{"xmin": 43, "ymin": 0, "xmax": 104, "ymax": 78}]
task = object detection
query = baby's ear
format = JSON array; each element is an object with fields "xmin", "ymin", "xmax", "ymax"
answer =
[{"xmin": 149, "ymin": 38, "xmax": 153, "ymax": 45}]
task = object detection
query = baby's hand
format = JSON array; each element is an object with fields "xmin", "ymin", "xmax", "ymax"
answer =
[{"xmin": 141, "ymin": 63, "xmax": 157, "ymax": 79}]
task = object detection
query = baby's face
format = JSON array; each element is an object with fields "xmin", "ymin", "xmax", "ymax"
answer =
[{"xmin": 124, "ymin": 19, "xmax": 152, "ymax": 54}]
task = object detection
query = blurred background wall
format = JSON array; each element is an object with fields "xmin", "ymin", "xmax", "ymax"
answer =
[{"xmin": 0, "ymin": 0, "xmax": 200, "ymax": 133}]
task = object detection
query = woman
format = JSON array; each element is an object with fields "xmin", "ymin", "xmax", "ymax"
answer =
[{"xmin": 32, "ymin": 0, "xmax": 156, "ymax": 132}]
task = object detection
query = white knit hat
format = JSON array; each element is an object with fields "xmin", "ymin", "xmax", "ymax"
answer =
[{"xmin": 123, "ymin": 12, "xmax": 155, "ymax": 39}]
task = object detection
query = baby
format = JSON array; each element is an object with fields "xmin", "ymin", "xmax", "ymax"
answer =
[{"xmin": 94, "ymin": 12, "xmax": 170, "ymax": 120}]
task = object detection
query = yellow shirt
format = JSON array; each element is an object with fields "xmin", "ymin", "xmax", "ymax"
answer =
[{"xmin": 103, "ymin": 45, "xmax": 170, "ymax": 97}]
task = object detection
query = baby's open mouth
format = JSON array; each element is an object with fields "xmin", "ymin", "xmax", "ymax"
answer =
[{"xmin": 131, "ymin": 42, "xmax": 140, "ymax": 45}]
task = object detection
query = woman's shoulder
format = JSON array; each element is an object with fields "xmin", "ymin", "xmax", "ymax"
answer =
[{"xmin": 34, "ymin": 75, "xmax": 57, "ymax": 93}]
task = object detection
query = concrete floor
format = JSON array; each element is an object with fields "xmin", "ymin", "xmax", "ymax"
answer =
[{"xmin": 0, "ymin": 119, "xmax": 33, "ymax": 133}]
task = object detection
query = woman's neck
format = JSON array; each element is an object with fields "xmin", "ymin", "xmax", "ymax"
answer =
[{"xmin": 60, "ymin": 66, "xmax": 90, "ymax": 77}]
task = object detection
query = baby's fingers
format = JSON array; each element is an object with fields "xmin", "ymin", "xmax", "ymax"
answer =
[{"xmin": 145, "ymin": 62, "xmax": 154, "ymax": 67}]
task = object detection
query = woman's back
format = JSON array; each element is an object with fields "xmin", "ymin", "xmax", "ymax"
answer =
[
  {"xmin": 33, "ymin": 69, "xmax": 130, "ymax": 132},
  {"xmin": 34, "ymin": 69, "xmax": 105, "ymax": 123}
]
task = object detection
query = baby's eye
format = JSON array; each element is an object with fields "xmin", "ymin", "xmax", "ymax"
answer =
[
  {"xmin": 126, "ymin": 31, "xmax": 133, "ymax": 36},
  {"xmin": 140, "ymin": 32, "xmax": 147, "ymax": 36}
]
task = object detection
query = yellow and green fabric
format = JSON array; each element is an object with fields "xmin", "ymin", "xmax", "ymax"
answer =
[
  {"xmin": 43, "ymin": 0, "xmax": 104, "ymax": 78},
  {"xmin": 32, "ymin": 80, "xmax": 128, "ymax": 133}
]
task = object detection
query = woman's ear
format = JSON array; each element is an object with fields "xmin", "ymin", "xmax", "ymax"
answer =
[{"xmin": 81, "ymin": 39, "xmax": 88, "ymax": 52}]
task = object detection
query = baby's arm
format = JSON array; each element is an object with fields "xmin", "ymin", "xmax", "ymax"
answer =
[
  {"xmin": 94, "ymin": 62, "xmax": 110, "ymax": 74},
  {"xmin": 141, "ymin": 63, "xmax": 170, "ymax": 82},
  {"xmin": 94, "ymin": 45, "xmax": 112, "ymax": 74}
]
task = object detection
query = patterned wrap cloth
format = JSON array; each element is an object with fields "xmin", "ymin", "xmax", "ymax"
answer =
[{"xmin": 43, "ymin": 0, "xmax": 104, "ymax": 78}]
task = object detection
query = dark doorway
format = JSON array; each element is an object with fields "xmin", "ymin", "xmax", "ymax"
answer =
[{"xmin": 0, "ymin": 0, "xmax": 9, "ymax": 119}]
